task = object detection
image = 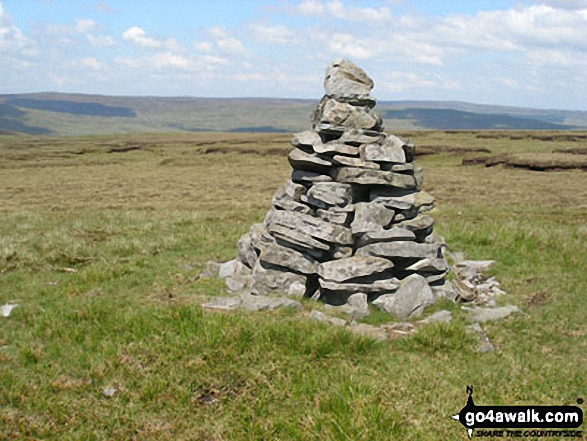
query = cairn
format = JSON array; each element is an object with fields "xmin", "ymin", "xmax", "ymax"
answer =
[{"xmin": 226, "ymin": 59, "xmax": 448, "ymax": 319}]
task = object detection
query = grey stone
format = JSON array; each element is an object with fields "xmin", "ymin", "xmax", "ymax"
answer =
[
  {"xmin": 250, "ymin": 261, "xmax": 308, "ymax": 296},
  {"xmin": 236, "ymin": 223, "xmax": 263, "ymax": 269},
  {"xmin": 292, "ymin": 130, "xmax": 322, "ymax": 149},
  {"xmin": 332, "ymin": 155, "xmax": 380, "ymax": 169},
  {"xmin": 313, "ymin": 141, "xmax": 360, "ymax": 156},
  {"xmin": 349, "ymin": 323, "xmax": 388, "ymax": 340},
  {"xmin": 318, "ymin": 256, "xmax": 394, "ymax": 282},
  {"xmin": 419, "ymin": 310, "xmax": 452, "ymax": 324},
  {"xmin": 303, "ymin": 182, "xmax": 353, "ymax": 208},
  {"xmin": 319, "ymin": 277, "xmax": 400, "ymax": 294},
  {"xmin": 372, "ymin": 274, "xmax": 435, "ymax": 319},
  {"xmin": 388, "ymin": 163, "xmax": 415, "ymax": 172},
  {"xmin": 468, "ymin": 305, "xmax": 521, "ymax": 323},
  {"xmin": 331, "ymin": 245, "xmax": 353, "ymax": 260},
  {"xmin": 324, "ymin": 59, "xmax": 374, "ymax": 96},
  {"xmin": 1, "ymin": 304, "xmax": 18, "ymax": 318},
  {"xmin": 351, "ymin": 202, "xmax": 395, "ymax": 234},
  {"xmin": 202, "ymin": 296, "xmax": 242, "ymax": 311},
  {"xmin": 339, "ymin": 128, "xmax": 382, "ymax": 145},
  {"xmin": 316, "ymin": 208, "xmax": 351, "ymax": 225},
  {"xmin": 355, "ymin": 227, "xmax": 416, "ymax": 247},
  {"xmin": 288, "ymin": 148, "xmax": 331, "ymax": 171},
  {"xmin": 360, "ymin": 137, "xmax": 406, "ymax": 163},
  {"xmin": 310, "ymin": 310, "xmax": 347, "ymax": 326},
  {"xmin": 327, "ymin": 293, "xmax": 370, "ymax": 320},
  {"xmin": 414, "ymin": 191, "xmax": 435, "ymax": 212},
  {"xmin": 291, "ymin": 170, "xmax": 333, "ymax": 184},
  {"xmin": 467, "ymin": 323, "xmax": 495, "ymax": 353},
  {"xmin": 273, "ymin": 198, "xmax": 312, "ymax": 214},
  {"xmin": 266, "ymin": 224, "xmax": 330, "ymax": 255},
  {"xmin": 331, "ymin": 167, "xmax": 417, "ymax": 189},
  {"xmin": 370, "ymin": 191, "xmax": 415, "ymax": 210},
  {"xmin": 265, "ymin": 208, "xmax": 353, "ymax": 245},
  {"xmin": 271, "ymin": 181, "xmax": 310, "ymax": 213},
  {"xmin": 272, "ymin": 180, "xmax": 306, "ymax": 203},
  {"xmin": 431, "ymin": 280, "xmax": 460, "ymax": 302},
  {"xmin": 392, "ymin": 215, "xmax": 435, "ymax": 232},
  {"xmin": 225, "ymin": 274, "xmax": 252, "ymax": 293},
  {"xmin": 357, "ymin": 241, "xmax": 440, "ymax": 260},
  {"xmin": 455, "ymin": 260, "xmax": 495, "ymax": 273},
  {"xmin": 406, "ymin": 258, "xmax": 448, "ymax": 273},
  {"xmin": 414, "ymin": 166, "xmax": 424, "ymax": 187},
  {"xmin": 240, "ymin": 294, "xmax": 303, "ymax": 311},
  {"xmin": 403, "ymin": 141, "xmax": 416, "ymax": 162},
  {"xmin": 257, "ymin": 234, "xmax": 318, "ymax": 274},
  {"xmin": 315, "ymin": 97, "xmax": 381, "ymax": 131}
]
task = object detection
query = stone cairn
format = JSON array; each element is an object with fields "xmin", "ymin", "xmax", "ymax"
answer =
[{"xmin": 225, "ymin": 59, "xmax": 449, "ymax": 319}]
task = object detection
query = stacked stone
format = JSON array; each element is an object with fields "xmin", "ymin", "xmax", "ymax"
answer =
[{"xmin": 232, "ymin": 59, "xmax": 447, "ymax": 316}]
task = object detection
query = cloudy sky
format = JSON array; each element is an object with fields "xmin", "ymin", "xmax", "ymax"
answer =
[{"xmin": 1, "ymin": 0, "xmax": 586, "ymax": 109}]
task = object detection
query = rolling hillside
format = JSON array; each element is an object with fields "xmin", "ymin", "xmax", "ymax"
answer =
[{"xmin": 0, "ymin": 93, "xmax": 585, "ymax": 136}]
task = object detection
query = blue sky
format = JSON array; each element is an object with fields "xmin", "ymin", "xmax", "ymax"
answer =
[{"xmin": 1, "ymin": 0, "xmax": 587, "ymax": 110}]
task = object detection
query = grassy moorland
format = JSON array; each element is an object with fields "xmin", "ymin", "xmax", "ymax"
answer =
[{"xmin": 1, "ymin": 131, "xmax": 586, "ymax": 440}]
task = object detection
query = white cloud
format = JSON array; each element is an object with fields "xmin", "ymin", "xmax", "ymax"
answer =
[
  {"xmin": 323, "ymin": 33, "xmax": 374, "ymax": 59},
  {"xmin": 0, "ymin": 2, "xmax": 34, "ymax": 53},
  {"xmin": 194, "ymin": 41, "xmax": 212, "ymax": 52},
  {"xmin": 114, "ymin": 52, "xmax": 229, "ymax": 72},
  {"xmin": 294, "ymin": 0, "xmax": 393, "ymax": 22},
  {"xmin": 529, "ymin": 0, "xmax": 587, "ymax": 10},
  {"xmin": 205, "ymin": 27, "xmax": 250, "ymax": 56},
  {"xmin": 380, "ymin": 73, "xmax": 460, "ymax": 93},
  {"xmin": 75, "ymin": 19, "xmax": 96, "ymax": 33},
  {"xmin": 122, "ymin": 26, "xmax": 162, "ymax": 48},
  {"xmin": 248, "ymin": 24, "xmax": 298, "ymax": 44},
  {"xmin": 80, "ymin": 57, "xmax": 103, "ymax": 70},
  {"xmin": 86, "ymin": 33, "xmax": 117, "ymax": 47}
]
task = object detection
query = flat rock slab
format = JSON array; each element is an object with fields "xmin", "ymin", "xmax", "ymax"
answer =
[
  {"xmin": 292, "ymin": 130, "xmax": 322, "ymax": 149},
  {"xmin": 332, "ymin": 155, "xmax": 379, "ymax": 169},
  {"xmin": 320, "ymin": 278, "xmax": 400, "ymax": 294},
  {"xmin": 202, "ymin": 295, "xmax": 303, "ymax": 312},
  {"xmin": 356, "ymin": 227, "xmax": 416, "ymax": 247},
  {"xmin": 265, "ymin": 208, "xmax": 353, "ymax": 246},
  {"xmin": 313, "ymin": 142, "xmax": 360, "ymax": 156},
  {"xmin": 407, "ymin": 258, "xmax": 448, "ymax": 273},
  {"xmin": 392, "ymin": 215, "xmax": 435, "ymax": 232},
  {"xmin": 468, "ymin": 305, "xmax": 521, "ymax": 323},
  {"xmin": 372, "ymin": 274, "xmax": 435, "ymax": 319},
  {"xmin": 418, "ymin": 310, "xmax": 452, "ymax": 324},
  {"xmin": 304, "ymin": 182, "xmax": 353, "ymax": 208},
  {"xmin": 288, "ymin": 148, "xmax": 331, "ymax": 172},
  {"xmin": 291, "ymin": 170, "xmax": 333, "ymax": 184},
  {"xmin": 310, "ymin": 310, "xmax": 347, "ymax": 326},
  {"xmin": 257, "ymin": 234, "xmax": 318, "ymax": 275},
  {"xmin": 357, "ymin": 241, "xmax": 440, "ymax": 260},
  {"xmin": 331, "ymin": 167, "xmax": 416, "ymax": 189},
  {"xmin": 318, "ymin": 256, "xmax": 394, "ymax": 282}
]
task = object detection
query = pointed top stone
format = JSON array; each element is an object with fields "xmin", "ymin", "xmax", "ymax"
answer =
[{"xmin": 324, "ymin": 59, "xmax": 374, "ymax": 97}]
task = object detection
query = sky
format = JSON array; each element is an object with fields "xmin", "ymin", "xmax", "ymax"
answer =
[{"xmin": 1, "ymin": 0, "xmax": 587, "ymax": 110}]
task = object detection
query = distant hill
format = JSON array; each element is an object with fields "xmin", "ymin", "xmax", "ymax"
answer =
[{"xmin": 0, "ymin": 93, "xmax": 585, "ymax": 136}]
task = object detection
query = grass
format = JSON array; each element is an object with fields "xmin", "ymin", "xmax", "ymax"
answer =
[{"xmin": 1, "ymin": 131, "xmax": 586, "ymax": 439}]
